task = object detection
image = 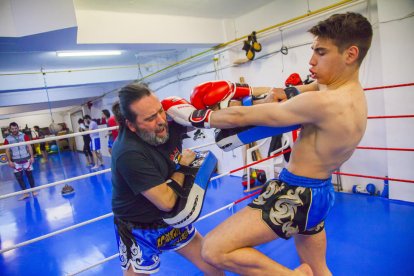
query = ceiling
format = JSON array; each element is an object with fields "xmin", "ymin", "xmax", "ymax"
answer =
[
  {"xmin": 0, "ymin": 0, "xmax": 275, "ymax": 119},
  {"xmin": 74, "ymin": 0, "xmax": 274, "ymax": 19}
]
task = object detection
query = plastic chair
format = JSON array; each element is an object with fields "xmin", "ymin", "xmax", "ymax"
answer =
[{"xmin": 245, "ymin": 133, "xmax": 290, "ymax": 191}]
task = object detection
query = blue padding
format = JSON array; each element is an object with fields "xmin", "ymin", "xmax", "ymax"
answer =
[
  {"xmin": 238, "ymin": 125, "xmax": 300, "ymax": 144},
  {"xmin": 194, "ymin": 151, "xmax": 217, "ymax": 190}
]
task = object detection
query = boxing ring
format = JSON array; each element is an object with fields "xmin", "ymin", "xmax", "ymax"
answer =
[{"xmin": 0, "ymin": 83, "xmax": 414, "ymax": 275}]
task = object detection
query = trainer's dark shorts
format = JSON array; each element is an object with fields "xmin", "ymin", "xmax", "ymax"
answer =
[
  {"xmin": 248, "ymin": 168, "xmax": 335, "ymax": 239},
  {"xmin": 114, "ymin": 217, "xmax": 196, "ymax": 274}
]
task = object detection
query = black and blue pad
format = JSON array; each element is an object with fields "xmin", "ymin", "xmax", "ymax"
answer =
[
  {"xmin": 163, "ymin": 151, "xmax": 217, "ymax": 228},
  {"xmin": 215, "ymin": 125, "xmax": 300, "ymax": 152}
]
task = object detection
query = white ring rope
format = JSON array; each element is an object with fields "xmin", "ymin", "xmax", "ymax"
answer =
[
  {"xmin": 0, "ymin": 136, "xmax": 216, "ymax": 200},
  {"xmin": 0, "ymin": 126, "xmax": 119, "ymax": 150},
  {"xmin": 67, "ymin": 194, "xmax": 257, "ymax": 276},
  {"xmin": 0, "ymin": 137, "xmax": 214, "ymax": 200},
  {"xmin": 67, "ymin": 254, "xmax": 119, "ymax": 276},
  {"xmin": 0, "ymin": 213, "xmax": 114, "ymax": 254},
  {"xmin": 188, "ymin": 141, "xmax": 216, "ymax": 150},
  {"xmin": 0, "ymin": 169, "xmax": 111, "ymax": 200},
  {"xmin": 0, "ymin": 147, "xmax": 276, "ymax": 254},
  {"xmin": 1, "ymin": 137, "xmax": 285, "ymax": 275}
]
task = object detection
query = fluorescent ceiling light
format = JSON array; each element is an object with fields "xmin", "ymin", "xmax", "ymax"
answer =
[{"xmin": 57, "ymin": 51, "xmax": 122, "ymax": 57}]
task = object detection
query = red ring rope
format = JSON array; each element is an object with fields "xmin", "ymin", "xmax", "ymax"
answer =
[
  {"xmin": 333, "ymin": 172, "xmax": 414, "ymax": 184},
  {"xmin": 234, "ymin": 190, "xmax": 262, "ymax": 204},
  {"xmin": 368, "ymin": 115, "xmax": 414, "ymax": 119},
  {"xmin": 364, "ymin": 82, "xmax": 414, "ymax": 91},
  {"xmin": 356, "ymin": 146, "xmax": 414, "ymax": 152}
]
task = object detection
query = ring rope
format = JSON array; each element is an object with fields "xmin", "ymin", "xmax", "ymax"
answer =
[
  {"xmin": 0, "ymin": 126, "xmax": 119, "ymax": 150},
  {"xmin": 66, "ymin": 190, "xmax": 262, "ymax": 276},
  {"xmin": 188, "ymin": 141, "xmax": 216, "ymax": 150},
  {"xmin": 0, "ymin": 188, "xmax": 261, "ymax": 256},
  {"xmin": 0, "ymin": 213, "xmax": 114, "ymax": 254},
  {"xmin": 367, "ymin": 114, "xmax": 414, "ymax": 119},
  {"xmin": 2, "ymin": 142, "xmax": 412, "ymax": 200},
  {"xmin": 0, "ymin": 142, "xmax": 213, "ymax": 200},
  {"xmin": 364, "ymin": 82, "xmax": 414, "ymax": 91},
  {"xmin": 67, "ymin": 254, "xmax": 119, "ymax": 276},
  {"xmin": 333, "ymin": 172, "xmax": 414, "ymax": 184},
  {"xmin": 356, "ymin": 146, "xmax": 414, "ymax": 152},
  {"xmin": 2, "ymin": 110, "xmax": 413, "ymax": 151},
  {"xmin": 1, "ymin": 81, "xmax": 412, "ymax": 151},
  {"xmin": 0, "ymin": 152, "xmax": 270, "ymax": 253},
  {"xmin": 0, "ymin": 169, "xmax": 111, "ymax": 200}
]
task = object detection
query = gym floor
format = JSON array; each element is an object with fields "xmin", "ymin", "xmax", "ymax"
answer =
[{"xmin": 0, "ymin": 152, "xmax": 413, "ymax": 275}]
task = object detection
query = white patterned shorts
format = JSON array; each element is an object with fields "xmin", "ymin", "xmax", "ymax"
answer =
[
  {"xmin": 248, "ymin": 176, "xmax": 334, "ymax": 239},
  {"xmin": 114, "ymin": 218, "xmax": 196, "ymax": 274},
  {"xmin": 13, "ymin": 159, "xmax": 33, "ymax": 173}
]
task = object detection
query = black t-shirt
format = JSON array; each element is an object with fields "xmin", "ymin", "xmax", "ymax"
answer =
[{"xmin": 111, "ymin": 122, "xmax": 186, "ymax": 223}]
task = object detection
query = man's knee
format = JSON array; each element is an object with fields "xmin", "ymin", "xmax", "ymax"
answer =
[{"xmin": 201, "ymin": 234, "xmax": 225, "ymax": 267}]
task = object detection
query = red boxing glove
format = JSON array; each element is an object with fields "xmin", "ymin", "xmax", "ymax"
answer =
[
  {"xmin": 190, "ymin": 80, "xmax": 252, "ymax": 109},
  {"xmin": 285, "ymin": 73, "xmax": 303, "ymax": 87}
]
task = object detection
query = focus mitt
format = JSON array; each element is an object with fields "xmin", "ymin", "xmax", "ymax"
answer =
[{"xmin": 163, "ymin": 151, "xmax": 217, "ymax": 228}]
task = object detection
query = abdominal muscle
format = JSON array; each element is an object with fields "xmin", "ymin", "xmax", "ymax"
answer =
[{"xmin": 287, "ymin": 119, "xmax": 364, "ymax": 179}]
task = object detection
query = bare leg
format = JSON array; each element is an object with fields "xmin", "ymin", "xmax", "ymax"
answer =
[
  {"xmin": 97, "ymin": 150, "xmax": 104, "ymax": 165},
  {"xmin": 91, "ymin": 152, "xmax": 100, "ymax": 169},
  {"xmin": 294, "ymin": 230, "xmax": 331, "ymax": 276},
  {"xmin": 176, "ymin": 232, "xmax": 223, "ymax": 275},
  {"xmin": 202, "ymin": 207, "xmax": 311, "ymax": 275},
  {"xmin": 18, "ymin": 193, "xmax": 30, "ymax": 200},
  {"xmin": 86, "ymin": 154, "xmax": 93, "ymax": 165},
  {"xmin": 123, "ymin": 265, "xmax": 147, "ymax": 276}
]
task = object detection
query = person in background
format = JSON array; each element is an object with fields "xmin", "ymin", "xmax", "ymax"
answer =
[
  {"xmin": 84, "ymin": 115, "xmax": 104, "ymax": 169},
  {"xmin": 102, "ymin": 108, "xmax": 119, "ymax": 155},
  {"xmin": 33, "ymin": 125, "xmax": 48, "ymax": 161},
  {"xmin": 4, "ymin": 122, "xmax": 38, "ymax": 200},
  {"xmin": 78, "ymin": 118, "xmax": 94, "ymax": 166}
]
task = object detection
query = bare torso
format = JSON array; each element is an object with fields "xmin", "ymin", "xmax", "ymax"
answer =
[{"xmin": 287, "ymin": 83, "xmax": 367, "ymax": 179}]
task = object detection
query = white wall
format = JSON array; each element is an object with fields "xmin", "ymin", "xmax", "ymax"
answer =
[
  {"xmin": 0, "ymin": 112, "xmax": 65, "ymax": 142},
  {"xmin": 4, "ymin": 0, "xmax": 411, "ymax": 201},
  {"xmin": 376, "ymin": 0, "xmax": 414, "ymax": 201},
  {"xmin": 147, "ymin": 0, "xmax": 414, "ymax": 202}
]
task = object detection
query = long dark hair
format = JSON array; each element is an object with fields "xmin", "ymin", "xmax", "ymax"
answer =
[{"xmin": 118, "ymin": 83, "xmax": 152, "ymax": 127}]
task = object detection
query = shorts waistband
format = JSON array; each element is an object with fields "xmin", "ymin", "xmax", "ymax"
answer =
[
  {"xmin": 114, "ymin": 217, "xmax": 168, "ymax": 230},
  {"xmin": 14, "ymin": 158, "xmax": 30, "ymax": 164},
  {"xmin": 279, "ymin": 168, "xmax": 332, "ymax": 188}
]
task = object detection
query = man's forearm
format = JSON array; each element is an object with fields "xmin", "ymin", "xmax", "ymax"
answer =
[
  {"xmin": 296, "ymin": 82, "xmax": 319, "ymax": 93},
  {"xmin": 5, "ymin": 149, "xmax": 11, "ymax": 161},
  {"xmin": 210, "ymin": 106, "xmax": 247, "ymax": 128}
]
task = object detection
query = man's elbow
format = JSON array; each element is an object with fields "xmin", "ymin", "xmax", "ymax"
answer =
[{"xmin": 158, "ymin": 196, "xmax": 176, "ymax": 212}]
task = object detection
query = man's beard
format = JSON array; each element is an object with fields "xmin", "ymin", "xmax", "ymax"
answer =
[{"xmin": 135, "ymin": 123, "xmax": 169, "ymax": 146}]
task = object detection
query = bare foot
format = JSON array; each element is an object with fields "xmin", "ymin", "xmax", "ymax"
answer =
[
  {"xmin": 294, "ymin": 263, "xmax": 313, "ymax": 276},
  {"xmin": 32, "ymin": 191, "xmax": 39, "ymax": 197},
  {"xmin": 18, "ymin": 193, "xmax": 30, "ymax": 201}
]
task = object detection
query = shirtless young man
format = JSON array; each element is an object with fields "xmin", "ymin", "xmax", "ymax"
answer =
[{"xmin": 164, "ymin": 12, "xmax": 373, "ymax": 275}]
